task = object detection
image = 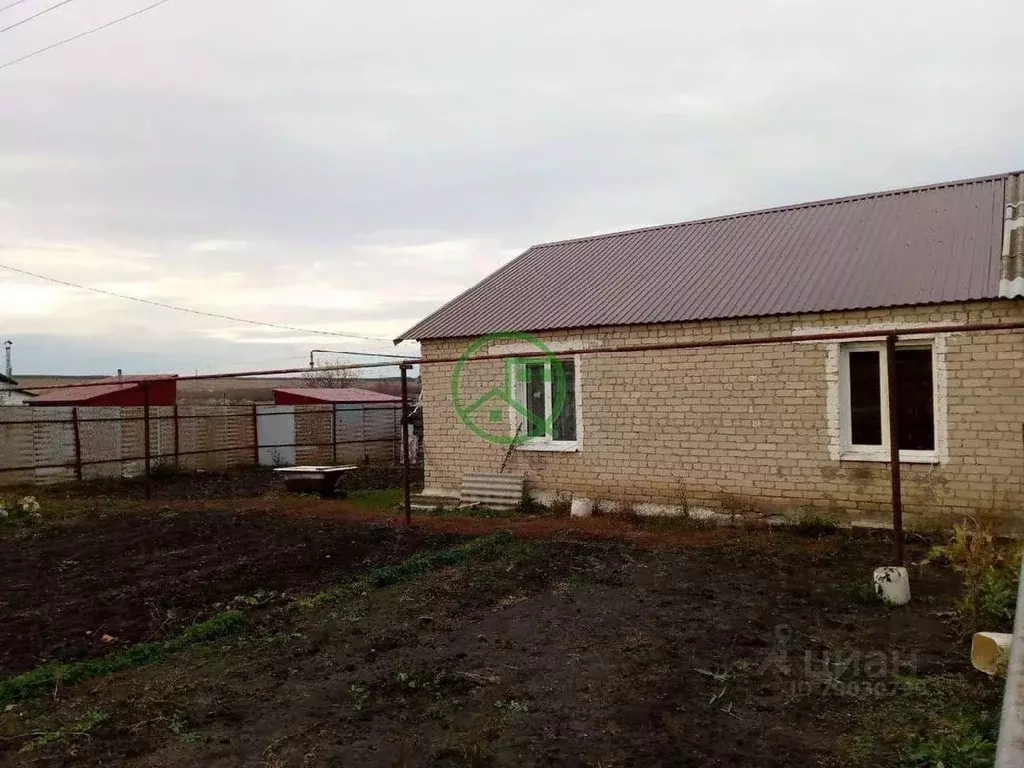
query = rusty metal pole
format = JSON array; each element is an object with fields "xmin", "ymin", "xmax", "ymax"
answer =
[
  {"xmin": 400, "ymin": 364, "xmax": 412, "ymax": 526},
  {"xmin": 143, "ymin": 383, "xmax": 152, "ymax": 500},
  {"xmin": 71, "ymin": 407, "xmax": 83, "ymax": 482},
  {"xmin": 885, "ymin": 334, "xmax": 904, "ymax": 566}
]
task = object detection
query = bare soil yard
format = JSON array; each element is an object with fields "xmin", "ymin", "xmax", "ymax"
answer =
[
  {"xmin": 0, "ymin": 489, "xmax": 1002, "ymax": 767},
  {"xmin": 0, "ymin": 510, "xmax": 458, "ymax": 676}
]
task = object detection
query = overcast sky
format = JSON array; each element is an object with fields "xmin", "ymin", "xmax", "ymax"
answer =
[{"xmin": 0, "ymin": 0, "xmax": 1021, "ymax": 376}]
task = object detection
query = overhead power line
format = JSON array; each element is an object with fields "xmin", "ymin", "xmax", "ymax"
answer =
[
  {"xmin": 0, "ymin": 263, "xmax": 416, "ymax": 344},
  {"xmin": 0, "ymin": 0, "xmax": 81, "ymax": 35},
  {"xmin": 0, "ymin": 0, "xmax": 33, "ymax": 14},
  {"xmin": 0, "ymin": 0, "xmax": 176, "ymax": 72}
]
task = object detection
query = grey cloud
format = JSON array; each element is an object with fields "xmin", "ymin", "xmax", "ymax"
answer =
[{"xmin": 0, "ymin": 0, "xmax": 1022, "ymax": 372}]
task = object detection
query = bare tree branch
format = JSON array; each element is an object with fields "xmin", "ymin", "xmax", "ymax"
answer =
[{"xmin": 301, "ymin": 365, "xmax": 354, "ymax": 389}]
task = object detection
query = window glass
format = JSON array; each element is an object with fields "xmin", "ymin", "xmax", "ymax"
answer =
[
  {"xmin": 848, "ymin": 350, "xmax": 882, "ymax": 446},
  {"xmin": 895, "ymin": 348, "xmax": 934, "ymax": 451},
  {"xmin": 552, "ymin": 359, "xmax": 577, "ymax": 441},
  {"xmin": 525, "ymin": 362, "xmax": 547, "ymax": 438}
]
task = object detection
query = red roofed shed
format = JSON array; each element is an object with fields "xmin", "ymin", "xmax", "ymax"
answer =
[
  {"xmin": 29, "ymin": 375, "xmax": 178, "ymax": 407},
  {"xmin": 272, "ymin": 387, "xmax": 401, "ymax": 406}
]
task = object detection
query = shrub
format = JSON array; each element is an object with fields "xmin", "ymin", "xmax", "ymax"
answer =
[
  {"xmin": 610, "ymin": 501, "xmax": 643, "ymax": 526},
  {"xmin": 0, "ymin": 495, "xmax": 43, "ymax": 526},
  {"xmin": 792, "ymin": 514, "xmax": 841, "ymax": 538},
  {"xmin": 515, "ymin": 488, "xmax": 550, "ymax": 516},
  {"xmin": 550, "ymin": 493, "xmax": 573, "ymax": 518},
  {"xmin": 926, "ymin": 522, "xmax": 1022, "ymax": 634},
  {"xmin": 899, "ymin": 705, "xmax": 997, "ymax": 767}
]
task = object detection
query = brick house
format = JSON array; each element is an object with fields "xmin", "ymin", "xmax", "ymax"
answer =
[{"xmin": 399, "ymin": 171, "xmax": 1024, "ymax": 525}]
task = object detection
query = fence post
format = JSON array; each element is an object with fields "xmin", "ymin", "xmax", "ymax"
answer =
[
  {"xmin": 173, "ymin": 404, "xmax": 180, "ymax": 468},
  {"xmin": 143, "ymin": 383, "xmax": 152, "ymax": 500},
  {"xmin": 331, "ymin": 404, "xmax": 338, "ymax": 464},
  {"xmin": 252, "ymin": 404, "xmax": 260, "ymax": 467},
  {"xmin": 400, "ymin": 364, "xmax": 412, "ymax": 526},
  {"xmin": 362, "ymin": 407, "xmax": 369, "ymax": 464},
  {"xmin": 71, "ymin": 407, "xmax": 83, "ymax": 481}
]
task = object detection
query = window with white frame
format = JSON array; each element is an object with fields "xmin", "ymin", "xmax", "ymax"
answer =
[
  {"xmin": 511, "ymin": 356, "xmax": 579, "ymax": 449},
  {"xmin": 840, "ymin": 340, "xmax": 937, "ymax": 461}
]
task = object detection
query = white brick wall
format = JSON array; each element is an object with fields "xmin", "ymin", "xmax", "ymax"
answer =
[{"xmin": 420, "ymin": 299, "xmax": 1024, "ymax": 524}]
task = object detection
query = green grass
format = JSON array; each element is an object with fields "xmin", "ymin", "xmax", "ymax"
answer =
[
  {"xmin": 2, "ymin": 530, "xmax": 517, "ymax": 704},
  {"xmin": 924, "ymin": 523, "xmax": 1021, "ymax": 635},
  {"xmin": 839, "ymin": 674, "xmax": 999, "ymax": 768},
  {"xmin": 20, "ymin": 709, "xmax": 111, "ymax": 753},
  {"xmin": 897, "ymin": 683, "xmax": 998, "ymax": 768},
  {"xmin": 348, "ymin": 488, "xmax": 405, "ymax": 510},
  {"xmin": 1, "ymin": 531, "xmax": 516, "ymax": 706},
  {"xmin": 298, "ymin": 530, "xmax": 515, "ymax": 609},
  {"xmin": 0, "ymin": 611, "xmax": 247, "ymax": 706},
  {"xmin": 165, "ymin": 610, "xmax": 248, "ymax": 651}
]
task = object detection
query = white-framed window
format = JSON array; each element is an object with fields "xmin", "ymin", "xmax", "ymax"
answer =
[
  {"xmin": 510, "ymin": 355, "xmax": 580, "ymax": 452},
  {"xmin": 839, "ymin": 340, "xmax": 940, "ymax": 462}
]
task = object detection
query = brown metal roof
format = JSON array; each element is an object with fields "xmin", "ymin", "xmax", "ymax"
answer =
[
  {"xmin": 30, "ymin": 381, "xmax": 140, "ymax": 404},
  {"xmin": 399, "ymin": 172, "xmax": 1014, "ymax": 341},
  {"xmin": 29, "ymin": 374, "xmax": 178, "ymax": 404}
]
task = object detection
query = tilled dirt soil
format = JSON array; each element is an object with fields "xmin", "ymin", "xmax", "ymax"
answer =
[
  {"xmin": 0, "ymin": 511, "xmax": 458, "ymax": 676},
  {"xmin": 0, "ymin": 518, "xmax": 997, "ymax": 768}
]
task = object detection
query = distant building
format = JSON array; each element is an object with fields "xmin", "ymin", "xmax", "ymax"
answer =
[
  {"xmin": 29, "ymin": 375, "xmax": 178, "ymax": 407},
  {"xmin": 0, "ymin": 374, "xmax": 32, "ymax": 406}
]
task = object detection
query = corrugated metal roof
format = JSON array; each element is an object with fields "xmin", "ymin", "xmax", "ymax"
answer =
[
  {"xmin": 30, "ymin": 382, "xmax": 138, "ymax": 404},
  {"xmin": 29, "ymin": 375, "xmax": 178, "ymax": 404},
  {"xmin": 273, "ymin": 387, "xmax": 401, "ymax": 404},
  {"xmin": 399, "ymin": 172, "xmax": 1014, "ymax": 341}
]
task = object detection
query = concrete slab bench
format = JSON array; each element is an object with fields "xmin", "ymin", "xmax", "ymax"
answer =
[{"xmin": 274, "ymin": 466, "xmax": 358, "ymax": 498}]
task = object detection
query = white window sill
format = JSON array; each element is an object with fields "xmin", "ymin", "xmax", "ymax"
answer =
[
  {"xmin": 840, "ymin": 451, "xmax": 939, "ymax": 465},
  {"xmin": 516, "ymin": 441, "xmax": 579, "ymax": 453}
]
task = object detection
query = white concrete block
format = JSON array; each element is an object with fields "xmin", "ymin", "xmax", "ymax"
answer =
[
  {"xmin": 571, "ymin": 498, "xmax": 594, "ymax": 518},
  {"xmin": 971, "ymin": 632, "xmax": 1013, "ymax": 676},
  {"xmin": 873, "ymin": 566, "xmax": 911, "ymax": 606}
]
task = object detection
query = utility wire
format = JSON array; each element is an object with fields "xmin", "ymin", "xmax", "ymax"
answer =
[
  {"xmin": 0, "ymin": 0, "xmax": 80, "ymax": 35},
  {"xmin": 0, "ymin": 0, "xmax": 175, "ymax": 72},
  {"xmin": 0, "ymin": 262, "xmax": 416, "ymax": 344},
  {"xmin": 0, "ymin": 0, "xmax": 34, "ymax": 14}
]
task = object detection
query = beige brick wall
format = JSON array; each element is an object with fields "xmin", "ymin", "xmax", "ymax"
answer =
[{"xmin": 420, "ymin": 299, "xmax": 1024, "ymax": 524}]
